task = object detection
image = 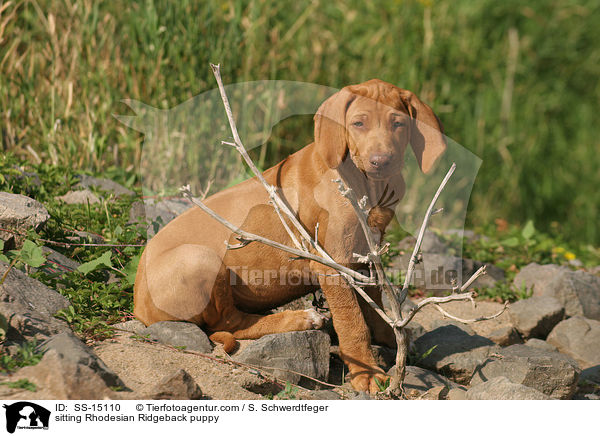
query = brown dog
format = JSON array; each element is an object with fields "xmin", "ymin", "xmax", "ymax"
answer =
[{"xmin": 134, "ymin": 79, "xmax": 446, "ymax": 393}]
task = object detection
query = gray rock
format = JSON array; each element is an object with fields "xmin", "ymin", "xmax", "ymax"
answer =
[
  {"xmin": 372, "ymin": 345, "xmax": 396, "ymax": 371},
  {"xmin": 397, "ymin": 232, "xmax": 449, "ymax": 254},
  {"xmin": 431, "ymin": 319, "xmax": 475, "ymax": 335},
  {"xmin": 524, "ymin": 338, "xmax": 558, "ymax": 353},
  {"xmin": 128, "ymin": 198, "xmax": 195, "ymax": 236},
  {"xmin": 488, "ymin": 326, "xmax": 522, "ymax": 346},
  {"xmin": 546, "ymin": 316, "xmax": 600, "ymax": 368},
  {"xmin": 509, "ymin": 296, "xmax": 564, "ymax": 338},
  {"xmin": 149, "ymin": 369, "xmax": 203, "ymax": 400},
  {"xmin": 413, "ymin": 324, "xmax": 499, "ymax": 384},
  {"xmin": 144, "ymin": 321, "xmax": 212, "ymax": 353},
  {"xmin": 349, "ymin": 391, "xmax": 371, "ymax": 400},
  {"xmin": 466, "ymin": 376, "xmax": 551, "ymax": 400},
  {"xmin": 0, "ymin": 261, "xmax": 71, "ymax": 341},
  {"xmin": 0, "ymin": 192, "xmax": 50, "ymax": 248},
  {"xmin": 235, "ymin": 331, "xmax": 330, "ymax": 387},
  {"xmin": 55, "ymin": 189, "xmax": 101, "ymax": 204},
  {"xmin": 16, "ymin": 349, "xmax": 119, "ymax": 399},
  {"xmin": 308, "ymin": 390, "xmax": 341, "ymax": 400},
  {"xmin": 514, "ymin": 263, "xmax": 600, "ymax": 320},
  {"xmin": 75, "ymin": 174, "xmax": 134, "ymax": 197},
  {"xmin": 470, "ymin": 344, "xmax": 580, "ymax": 399},
  {"xmin": 580, "ymin": 365, "xmax": 600, "ymax": 384},
  {"xmin": 391, "ymin": 252, "xmax": 504, "ymax": 293},
  {"xmin": 112, "ymin": 319, "xmax": 147, "ymax": 335},
  {"xmin": 390, "ymin": 365, "xmax": 459, "ymax": 395},
  {"xmin": 38, "ymin": 331, "xmax": 125, "ymax": 388}
]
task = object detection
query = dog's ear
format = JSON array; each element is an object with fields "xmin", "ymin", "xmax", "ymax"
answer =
[
  {"xmin": 399, "ymin": 90, "xmax": 446, "ymax": 174},
  {"xmin": 314, "ymin": 89, "xmax": 356, "ymax": 169}
]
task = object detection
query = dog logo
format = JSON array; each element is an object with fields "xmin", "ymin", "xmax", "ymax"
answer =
[{"xmin": 3, "ymin": 402, "xmax": 50, "ymax": 433}]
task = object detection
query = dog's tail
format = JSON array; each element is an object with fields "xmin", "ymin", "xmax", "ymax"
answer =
[{"xmin": 209, "ymin": 331, "xmax": 238, "ymax": 353}]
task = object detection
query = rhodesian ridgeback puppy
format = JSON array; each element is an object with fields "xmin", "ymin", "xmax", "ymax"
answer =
[{"xmin": 134, "ymin": 79, "xmax": 446, "ymax": 393}]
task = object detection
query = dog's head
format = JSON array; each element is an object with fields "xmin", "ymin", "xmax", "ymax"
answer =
[{"xmin": 314, "ymin": 79, "xmax": 446, "ymax": 178}]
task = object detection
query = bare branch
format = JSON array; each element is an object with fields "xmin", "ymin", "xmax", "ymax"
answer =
[
  {"xmin": 180, "ymin": 185, "xmax": 375, "ymax": 285},
  {"xmin": 434, "ymin": 301, "xmax": 509, "ymax": 324},
  {"xmin": 400, "ymin": 163, "xmax": 456, "ymax": 306}
]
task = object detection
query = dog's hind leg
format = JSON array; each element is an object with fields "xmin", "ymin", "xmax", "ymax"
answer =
[{"xmin": 206, "ymin": 305, "xmax": 327, "ymax": 352}]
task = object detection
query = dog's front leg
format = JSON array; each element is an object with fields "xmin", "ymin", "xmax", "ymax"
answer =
[{"xmin": 311, "ymin": 262, "xmax": 388, "ymax": 393}]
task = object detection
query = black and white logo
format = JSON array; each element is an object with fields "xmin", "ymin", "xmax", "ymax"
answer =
[{"xmin": 3, "ymin": 402, "xmax": 50, "ymax": 433}]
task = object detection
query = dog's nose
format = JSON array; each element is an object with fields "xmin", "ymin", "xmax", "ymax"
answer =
[{"xmin": 369, "ymin": 153, "xmax": 392, "ymax": 169}]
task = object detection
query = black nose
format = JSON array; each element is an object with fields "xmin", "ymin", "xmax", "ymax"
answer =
[{"xmin": 369, "ymin": 153, "xmax": 392, "ymax": 169}]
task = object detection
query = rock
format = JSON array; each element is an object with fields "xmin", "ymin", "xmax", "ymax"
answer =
[
  {"xmin": 349, "ymin": 391, "xmax": 371, "ymax": 400},
  {"xmin": 514, "ymin": 263, "xmax": 600, "ymax": 320},
  {"xmin": 580, "ymin": 365, "xmax": 600, "ymax": 385},
  {"xmin": 470, "ymin": 344, "xmax": 580, "ymax": 399},
  {"xmin": 419, "ymin": 385, "xmax": 449, "ymax": 400},
  {"xmin": 0, "ymin": 261, "xmax": 71, "ymax": 341},
  {"xmin": 16, "ymin": 349, "xmax": 118, "ymax": 399},
  {"xmin": 372, "ymin": 345, "xmax": 396, "ymax": 371},
  {"xmin": 0, "ymin": 192, "xmax": 50, "ymax": 248},
  {"xmin": 234, "ymin": 331, "xmax": 330, "ymax": 387},
  {"xmin": 391, "ymin": 253, "xmax": 504, "ymax": 293},
  {"xmin": 55, "ymin": 189, "xmax": 101, "ymax": 204},
  {"xmin": 488, "ymin": 326, "xmax": 522, "ymax": 346},
  {"xmin": 466, "ymin": 376, "xmax": 551, "ymax": 400},
  {"xmin": 546, "ymin": 316, "xmax": 600, "ymax": 368},
  {"xmin": 308, "ymin": 390, "xmax": 341, "ymax": 400},
  {"xmin": 413, "ymin": 325, "xmax": 499, "ymax": 384},
  {"xmin": 38, "ymin": 332, "xmax": 125, "ymax": 388},
  {"xmin": 509, "ymin": 296, "xmax": 564, "ymax": 338},
  {"xmin": 397, "ymin": 232, "xmax": 449, "ymax": 254},
  {"xmin": 430, "ymin": 319, "xmax": 475, "ymax": 335},
  {"xmin": 128, "ymin": 198, "xmax": 196, "ymax": 237},
  {"xmin": 148, "ymin": 369, "xmax": 203, "ymax": 399},
  {"xmin": 144, "ymin": 321, "xmax": 212, "ymax": 353},
  {"xmin": 524, "ymin": 338, "xmax": 558, "ymax": 353},
  {"xmin": 75, "ymin": 174, "xmax": 134, "ymax": 197},
  {"xmin": 112, "ymin": 319, "xmax": 146, "ymax": 335},
  {"xmin": 447, "ymin": 387, "xmax": 468, "ymax": 400},
  {"xmin": 391, "ymin": 365, "xmax": 459, "ymax": 395}
]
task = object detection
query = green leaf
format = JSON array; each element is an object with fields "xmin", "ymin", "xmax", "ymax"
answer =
[
  {"xmin": 77, "ymin": 251, "xmax": 113, "ymax": 274},
  {"xmin": 122, "ymin": 253, "xmax": 141, "ymax": 285},
  {"xmin": 521, "ymin": 220, "xmax": 536, "ymax": 240},
  {"xmin": 19, "ymin": 240, "xmax": 46, "ymax": 268},
  {"xmin": 501, "ymin": 236, "xmax": 520, "ymax": 247}
]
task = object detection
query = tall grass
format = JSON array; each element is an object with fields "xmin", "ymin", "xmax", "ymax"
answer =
[{"xmin": 1, "ymin": 0, "xmax": 599, "ymax": 245}]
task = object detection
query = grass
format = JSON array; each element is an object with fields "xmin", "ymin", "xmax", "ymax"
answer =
[
  {"xmin": 0, "ymin": 340, "xmax": 44, "ymax": 373},
  {"xmin": 1, "ymin": 379, "xmax": 38, "ymax": 392},
  {"xmin": 0, "ymin": 0, "xmax": 599, "ymax": 247}
]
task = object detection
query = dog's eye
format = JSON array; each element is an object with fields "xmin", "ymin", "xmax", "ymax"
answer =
[
  {"xmin": 393, "ymin": 121, "xmax": 405, "ymax": 129},
  {"xmin": 352, "ymin": 121, "xmax": 364, "ymax": 128}
]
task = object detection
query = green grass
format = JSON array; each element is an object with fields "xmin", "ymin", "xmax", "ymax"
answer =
[
  {"xmin": 0, "ymin": 0, "xmax": 599, "ymax": 246},
  {"xmin": 0, "ymin": 340, "xmax": 44, "ymax": 373},
  {"xmin": 1, "ymin": 379, "xmax": 38, "ymax": 392}
]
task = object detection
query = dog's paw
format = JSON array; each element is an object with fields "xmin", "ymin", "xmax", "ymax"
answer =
[
  {"xmin": 351, "ymin": 369, "xmax": 389, "ymax": 394},
  {"xmin": 302, "ymin": 308, "xmax": 328, "ymax": 329}
]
